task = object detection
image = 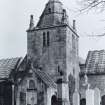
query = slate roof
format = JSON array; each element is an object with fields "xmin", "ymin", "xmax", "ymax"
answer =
[
  {"xmin": 0, "ymin": 57, "xmax": 22, "ymax": 79},
  {"xmin": 34, "ymin": 69, "xmax": 57, "ymax": 88},
  {"xmin": 81, "ymin": 50, "xmax": 105, "ymax": 74}
]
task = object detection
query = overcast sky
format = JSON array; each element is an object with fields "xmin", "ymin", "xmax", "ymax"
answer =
[{"xmin": 0, "ymin": 0, "xmax": 105, "ymax": 59}]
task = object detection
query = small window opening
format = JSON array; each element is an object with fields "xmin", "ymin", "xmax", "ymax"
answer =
[
  {"xmin": 58, "ymin": 65, "xmax": 60, "ymax": 73},
  {"xmin": 29, "ymin": 80, "xmax": 35, "ymax": 89},
  {"xmin": 47, "ymin": 31, "xmax": 50, "ymax": 46},
  {"xmin": 43, "ymin": 32, "xmax": 46, "ymax": 47},
  {"xmin": 48, "ymin": 8, "xmax": 51, "ymax": 13}
]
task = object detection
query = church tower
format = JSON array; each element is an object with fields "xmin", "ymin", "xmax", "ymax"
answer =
[{"xmin": 27, "ymin": 0, "xmax": 79, "ymax": 104}]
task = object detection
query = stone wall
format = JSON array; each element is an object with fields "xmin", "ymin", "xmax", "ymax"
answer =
[
  {"xmin": 47, "ymin": 87, "xmax": 57, "ymax": 105},
  {"xmin": 27, "ymin": 25, "xmax": 79, "ymax": 81},
  {"xmin": 27, "ymin": 26, "xmax": 67, "ymax": 81},
  {"xmin": 80, "ymin": 74, "xmax": 105, "ymax": 98},
  {"xmin": 66, "ymin": 26, "xmax": 79, "ymax": 80}
]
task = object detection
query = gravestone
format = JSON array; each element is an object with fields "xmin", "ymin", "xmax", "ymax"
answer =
[
  {"xmin": 86, "ymin": 88, "xmax": 94, "ymax": 105},
  {"xmin": 94, "ymin": 88, "xmax": 100, "ymax": 105},
  {"xmin": 73, "ymin": 90, "xmax": 80, "ymax": 105}
]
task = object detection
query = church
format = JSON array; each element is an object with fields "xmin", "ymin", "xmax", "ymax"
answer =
[{"xmin": 0, "ymin": 0, "xmax": 105, "ymax": 105}]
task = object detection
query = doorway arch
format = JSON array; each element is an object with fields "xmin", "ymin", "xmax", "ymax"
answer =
[
  {"xmin": 80, "ymin": 98, "xmax": 86, "ymax": 105},
  {"xmin": 51, "ymin": 95, "xmax": 57, "ymax": 105}
]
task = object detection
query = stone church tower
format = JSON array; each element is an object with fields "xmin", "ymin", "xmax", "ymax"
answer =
[{"xmin": 27, "ymin": 0, "xmax": 79, "ymax": 104}]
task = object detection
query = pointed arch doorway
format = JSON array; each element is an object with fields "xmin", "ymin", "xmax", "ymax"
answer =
[{"xmin": 51, "ymin": 95, "xmax": 57, "ymax": 105}]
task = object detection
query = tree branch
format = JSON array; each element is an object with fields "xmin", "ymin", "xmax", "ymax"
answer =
[{"xmin": 78, "ymin": 0, "xmax": 105, "ymax": 12}]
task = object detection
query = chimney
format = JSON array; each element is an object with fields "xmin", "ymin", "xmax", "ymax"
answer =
[
  {"xmin": 73, "ymin": 20, "xmax": 76, "ymax": 30},
  {"xmin": 29, "ymin": 15, "xmax": 34, "ymax": 30}
]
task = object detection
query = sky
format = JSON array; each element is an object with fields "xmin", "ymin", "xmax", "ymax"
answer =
[{"xmin": 0, "ymin": 0, "xmax": 105, "ymax": 59}]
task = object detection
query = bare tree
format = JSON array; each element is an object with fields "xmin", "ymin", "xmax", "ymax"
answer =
[
  {"xmin": 77, "ymin": 0, "xmax": 105, "ymax": 37},
  {"xmin": 78, "ymin": 0, "xmax": 105, "ymax": 12}
]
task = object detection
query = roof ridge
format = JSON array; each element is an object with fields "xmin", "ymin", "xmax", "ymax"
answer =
[
  {"xmin": 88, "ymin": 49, "xmax": 105, "ymax": 52},
  {"xmin": 0, "ymin": 57, "xmax": 22, "ymax": 61}
]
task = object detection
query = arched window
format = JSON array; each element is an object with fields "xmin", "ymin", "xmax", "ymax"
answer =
[
  {"xmin": 43, "ymin": 32, "xmax": 46, "ymax": 47},
  {"xmin": 58, "ymin": 65, "xmax": 60, "ymax": 73},
  {"xmin": 43, "ymin": 31, "xmax": 50, "ymax": 47},
  {"xmin": 47, "ymin": 31, "xmax": 50, "ymax": 46},
  {"xmin": 29, "ymin": 80, "xmax": 35, "ymax": 90}
]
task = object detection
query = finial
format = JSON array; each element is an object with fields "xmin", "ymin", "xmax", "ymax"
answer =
[
  {"xmin": 29, "ymin": 15, "xmax": 34, "ymax": 30},
  {"xmin": 73, "ymin": 20, "xmax": 76, "ymax": 30}
]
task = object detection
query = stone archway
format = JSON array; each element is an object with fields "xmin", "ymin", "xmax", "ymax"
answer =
[
  {"xmin": 101, "ymin": 95, "xmax": 105, "ymax": 105},
  {"xmin": 51, "ymin": 95, "xmax": 57, "ymax": 105},
  {"xmin": 80, "ymin": 98, "xmax": 86, "ymax": 105}
]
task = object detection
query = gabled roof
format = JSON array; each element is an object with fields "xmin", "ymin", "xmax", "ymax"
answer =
[
  {"xmin": 82, "ymin": 50, "xmax": 105, "ymax": 74},
  {"xmin": 16, "ymin": 56, "xmax": 57, "ymax": 88},
  {"xmin": 34, "ymin": 69, "xmax": 57, "ymax": 88},
  {"xmin": 0, "ymin": 57, "xmax": 22, "ymax": 79}
]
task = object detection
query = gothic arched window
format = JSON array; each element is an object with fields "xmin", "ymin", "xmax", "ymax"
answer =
[
  {"xmin": 29, "ymin": 80, "xmax": 35, "ymax": 90},
  {"xmin": 43, "ymin": 31, "xmax": 50, "ymax": 47},
  {"xmin": 43, "ymin": 32, "xmax": 46, "ymax": 47},
  {"xmin": 47, "ymin": 31, "xmax": 50, "ymax": 46}
]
